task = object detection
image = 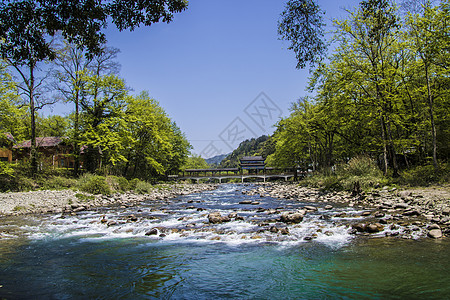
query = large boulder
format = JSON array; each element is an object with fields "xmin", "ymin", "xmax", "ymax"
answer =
[
  {"xmin": 208, "ymin": 212, "xmax": 230, "ymax": 224},
  {"xmin": 366, "ymin": 223, "xmax": 384, "ymax": 233},
  {"xmin": 428, "ymin": 229, "xmax": 443, "ymax": 239},
  {"xmin": 280, "ymin": 212, "xmax": 304, "ymax": 224}
]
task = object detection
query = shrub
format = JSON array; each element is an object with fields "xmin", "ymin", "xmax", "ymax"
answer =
[
  {"xmin": 134, "ymin": 180, "xmax": 154, "ymax": 194},
  {"xmin": 77, "ymin": 173, "xmax": 111, "ymax": 195},
  {"xmin": 399, "ymin": 162, "xmax": 450, "ymax": 186},
  {"xmin": 39, "ymin": 176, "xmax": 78, "ymax": 190},
  {"xmin": 301, "ymin": 156, "xmax": 384, "ymax": 192},
  {"xmin": 128, "ymin": 178, "xmax": 140, "ymax": 190}
]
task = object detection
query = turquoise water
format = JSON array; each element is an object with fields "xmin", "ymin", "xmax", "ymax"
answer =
[{"xmin": 0, "ymin": 184, "xmax": 449, "ymax": 299}]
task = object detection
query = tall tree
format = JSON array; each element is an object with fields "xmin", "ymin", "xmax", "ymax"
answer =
[
  {"xmin": 278, "ymin": 0, "xmax": 326, "ymax": 69},
  {"xmin": 54, "ymin": 42, "xmax": 120, "ymax": 175}
]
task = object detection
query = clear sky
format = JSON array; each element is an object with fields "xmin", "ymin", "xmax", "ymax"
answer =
[{"xmin": 50, "ymin": 0, "xmax": 360, "ymax": 158}]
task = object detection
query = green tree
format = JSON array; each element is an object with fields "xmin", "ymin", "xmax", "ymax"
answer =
[
  {"xmin": 122, "ymin": 92, "xmax": 190, "ymax": 179},
  {"xmin": 406, "ymin": 1, "xmax": 450, "ymax": 170},
  {"xmin": 278, "ymin": 0, "xmax": 326, "ymax": 69},
  {"xmin": 79, "ymin": 73, "xmax": 129, "ymax": 172},
  {"xmin": 54, "ymin": 42, "xmax": 120, "ymax": 176},
  {"xmin": 36, "ymin": 115, "xmax": 69, "ymax": 137},
  {"xmin": 183, "ymin": 154, "xmax": 210, "ymax": 170}
]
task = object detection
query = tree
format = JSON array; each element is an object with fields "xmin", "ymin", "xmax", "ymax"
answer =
[
  {"xmin": 0, "ymin": 0, "xmax": 188, "ymax": 175},
  {"xmin": 406, "ymin": 1, "xmax": 449, "ymax": 170},
  {"xmin": 278, "ymin": 0, "xmax": 326, "ymax": 69},
  {"xmin": 36, "ymin": 115, "xmax": 69, "ymax": 137},
  {"xmin": 334, "ymin": 0, "xmax": 402, "ymax": 176},
  {"xmin": 122, "ymin": 92, "xmax": 190, "ymax": 179},
  {"xmin": 79, "ymin": 73, "xmax": 129, "ymax": 172},
  {"xmin": 0, "ymin": 0, "xmax": 188, "ymax": 62},
  {"xmin": 53, "ymin": 42, "xmax": 120, "ymax": 175},
  {"xmin": 183, "ymin": 154, "xmax": 210, "ymax": 170},
  {"xmin": 0, "ymin": 62, "xmax": 28, "ymax": 140}
]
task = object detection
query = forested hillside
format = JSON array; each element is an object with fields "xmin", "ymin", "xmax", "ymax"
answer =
[{"xmin": 219, "ymin": 136, "xmax": 275, "ymax": 168}]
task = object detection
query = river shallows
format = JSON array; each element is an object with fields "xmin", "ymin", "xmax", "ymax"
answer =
[{"xmin": 0, "ymin": 184, "xmax": 449, "ymax": 299}]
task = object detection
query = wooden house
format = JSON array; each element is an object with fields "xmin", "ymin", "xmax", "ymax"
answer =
[
  {"xmin": 13, "ymin": 137, "xmax": 76, "ymax": 168},
  {"xmin": 0, "ymin": 133, "xmax": 16, "ymax": 163}
]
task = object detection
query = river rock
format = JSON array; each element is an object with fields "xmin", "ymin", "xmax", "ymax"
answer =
[
  {"xmin": 208, "ymin": 212, "xmax": 230, "ymax": 224},
  {"xmin": 72, "ymin": 206, "xmax": 86, "ymax": 212},
  {"xmin": 304, "ymin": 206, "xmax": 317, "ymax": 212},
  {"xmin": 145, "ymin": 228, "xmax": 158, "ymax": 236},
  {"xmin": 280, "ymin": 212, "xmax": 304, "ymax": 224},
  {"xmin": 352, "ymin": 223, "xmax": 366, "ymax": 232},
  {"xmin": 366, "ymin": 223, "xmax": 384, "ymax": 233},
  {"xmin": 324, "ymin": 205, "xmax": 333, "ymax": 210},
  {"xmin": 395, "ymin": 203, "xmax": 409, "ymax": 209},
  {"xmin": 239, "ymin": 200, "xmax": 252, "ymax": 205},
  {"xmin": 428, "ymin": 224, "xmax": 441, "ymax": 230},
  {"xmin": 279, "ymin": 228, "xmax": 289, "ymax": 235},
  {"xmin": 428, "ymin": 229, "xmax": 443, "ymax": 239}
]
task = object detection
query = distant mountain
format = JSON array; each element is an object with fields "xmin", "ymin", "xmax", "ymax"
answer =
[
  {"xmin": 219, "ymin": 135, "xmax": 275, "ymax": 168},
  {"xmin": 205, "ymin": 153, "xmax": 230, "ymax": 166}
]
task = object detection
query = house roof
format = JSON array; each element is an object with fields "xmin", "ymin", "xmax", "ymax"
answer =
[
  {"xmin": 13, "ymin": 137, "xmax": 67, "ymax": 149},
  {"xmin": 3, "ymin": 133, "xmax": 16, "ymax": 144}
]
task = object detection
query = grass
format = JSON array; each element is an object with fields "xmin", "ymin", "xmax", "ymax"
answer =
[{"xmin": 301, "ymin": 156, "xmax": 387, "ymax": 192}]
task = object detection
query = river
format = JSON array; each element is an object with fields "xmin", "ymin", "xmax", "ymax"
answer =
[{"xmin": 0, "ymin": 184, "xmax": 449, "ymax": 299}]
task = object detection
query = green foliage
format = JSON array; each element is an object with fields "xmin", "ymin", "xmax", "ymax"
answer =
[
  {"xmin": 301, "ymin": 156, "xmax": 384, "ymax": 191},
  {"xmin": 106, "ymin": 176, "xmax": 129, "ymax": 192},
  {"xmin": 38, "ymin": 176, "xmax": 78, "ymax": 190},
  {"xmin": 183, "ymin": 154, "xmax": 209, "ymax": 170},
  {"xmin": 134, "ymin": 180, "xmax": 154, "ymax": 194},
  {"xmin": 397, "ymin": 162, "xmax": 450, "ymax": 186},
  {"xmin": 272, "ymin": 0, "xmax": 449, "ymax": 180},
  {"xmin": 278, "ymin": 0, "xmax": 326, "ymax": 69},
  {"xmin": 0, "ymin": 0, "xmax": 188, "ymax": 63},
  {"xmin": 77, "ymin": 174, "xmax": 111, "ymax": 195}
]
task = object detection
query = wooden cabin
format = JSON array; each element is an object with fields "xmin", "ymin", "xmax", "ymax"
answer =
[
  {"xmin": 0, "ymin": 133, "xmax": 15, "ymax": 163},
  {"xmin": 13, "ymin": 137, "xmax": 76, "ymax": 168}
]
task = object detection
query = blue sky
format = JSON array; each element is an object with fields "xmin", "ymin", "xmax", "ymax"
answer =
[{"xmin": 51, "ymin": 0, "xmax": 360, "ymax": 158}]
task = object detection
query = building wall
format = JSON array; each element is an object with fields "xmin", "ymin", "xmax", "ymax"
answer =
[{"xmin": 0, "ymin": 148, "xmax": 12, "ymax": 162}]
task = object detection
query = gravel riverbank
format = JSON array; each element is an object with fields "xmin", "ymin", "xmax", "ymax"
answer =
[
  {"xmin": 0, "ymin": 184, "xmax": 218, "ymax": 216},
  {"xmin": 244, "ymin": 182, "xmax": 450, "ymax": 239}
]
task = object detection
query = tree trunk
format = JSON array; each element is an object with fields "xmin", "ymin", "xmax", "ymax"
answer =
[
  {"xmin": 385, "ymin": 115, "xmax": 399, "ymax": 177},
  {"xmin": 380, "ymin": 113, "xmax": 389, "ymax": 176},
  {"xmin": 425, "ymin": 65, "xmax": 438, "ymax": 171},
  {"xmin": 29, "ymin": 61, "xmax": 38, "ymax": 176},
  {"xmin": 73, "ymin": 89, "xmax": 80, "ymax": 176}
]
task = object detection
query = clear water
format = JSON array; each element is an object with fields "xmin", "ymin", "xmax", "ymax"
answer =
[{"xmin": 0, "ymin": 184, "xmax": 449, "ymax": 299}]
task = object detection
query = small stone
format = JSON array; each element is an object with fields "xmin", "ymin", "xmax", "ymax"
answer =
[
  {"xmin": 304, "ymin": 206, "xmax": 317, "ymax": 211},
  {"xmin": 442, "ymin": 207, "xmax": 450, "ymax": 215},
  {"xmin": 107, "ymin": 220, "xmax": 117, "ymax": 226},
  {"xmin": 128, "ymin": 214, "xmax": 138, "ymax": 222},
  {"xmin": 239, "ymin": 200, "xmax": 252, "ymax": 205},
  {"xmin": 145, "ymin": 228, "xmax": 158, "ymax": 236},
  {"xmin": 324, "ymin": 205, "xmax": 333, "ymax": 210},
  {"xmin": 279, "ymin": 228, "xmax": 290, "ymax": 235}
]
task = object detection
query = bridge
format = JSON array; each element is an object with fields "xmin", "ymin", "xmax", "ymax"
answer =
[{"xmin": 169, "ymin": 167, "xmax": 303, "ymax": 183}]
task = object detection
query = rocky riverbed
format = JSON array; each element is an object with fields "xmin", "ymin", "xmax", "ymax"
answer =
[
  {"xmin": 243, "ymin": 182, "xmax": 450, "ymax": 239},
  {"xmin": 0, "ymin": 184, "xmax": 218, "ymax": 216}
]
